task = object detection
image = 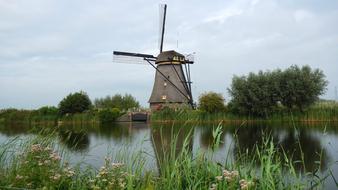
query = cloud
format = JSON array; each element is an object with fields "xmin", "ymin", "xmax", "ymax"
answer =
[
  {"xmin": 0, "ymin": 0, "xmax": 338, "ymax": 108},
  {"xmin": 294, "ymin": 9, "xmax": 314, "ymax": 22},
  {"xmin": 250, "ymin": 0, "xmax": 260, "ymax": 6},
  {"xmin": 203, "ymin": 8, "xmax": 243, "ymax": 24}
]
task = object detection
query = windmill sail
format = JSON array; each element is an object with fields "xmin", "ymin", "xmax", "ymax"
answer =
[
  {"xmin": 113, "ymin": 4, "xmax": 195, "ymax": 110},
  {"xmin": 158, "ymin": 4, "xmax": 167, "ymax": 53},
  {"xmin": 113, "ymin": 51, "xmax": 155, "ymax": 65}
]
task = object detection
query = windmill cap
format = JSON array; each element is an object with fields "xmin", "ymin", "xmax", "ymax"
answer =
[{"xmin": 156, "ymin": 50, "xmax": 185, "ymax": 64}]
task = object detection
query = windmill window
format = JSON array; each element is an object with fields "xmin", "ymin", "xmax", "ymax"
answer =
[{"xmin": 162, "ymin": 95, "xmax": 167, "ymax": 100}]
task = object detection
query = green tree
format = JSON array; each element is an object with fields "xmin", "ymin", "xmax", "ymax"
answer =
[
  {"xmin": 98, "ymin": 108, "xmax": 121, "ymax": 123},
  {"xmin": 228, "ymin": 71, "xmax": 282, "ymax": 117},
  {"xmin": 198, "ymin": 92, "xmax": 225, "ymax": 113},
  {"xmin": 279, "ymin": 65, "xmax": 328, "ymax": 111},
  {"xmin": 58, "ymin": 91, "xmax": 92, "ymax": 115},
  {"xmin": 94, "ymin": 95, "xmax": 114, "ymax": 108},
  {"xmin": 111, "ymin": 94, "xmax": 123, "ymax": 110},
  {"xmin": 94, "ymin": 93, "xmax": 140, "ymax": 111},
  {"xmin": 227, "ymin": 65, "xmax": 328, "ymax": 116},
  {"xmin": 37, "ymin": 106, "xmax": 58, "ymax": 115},
  {"xmin": 121, "ymin": 94, "xmax": 140, "ymax": 110}
]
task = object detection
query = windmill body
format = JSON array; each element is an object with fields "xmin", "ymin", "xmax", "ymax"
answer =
[
  {"xmin": 113, "ymin": 4, "xmax": 194, "ymax": 110},
  {"xmin": 149, "ymin": 50, "xmax": 192, "ymax": 110}
]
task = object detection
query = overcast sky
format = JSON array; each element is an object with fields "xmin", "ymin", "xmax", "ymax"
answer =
[{"xmin": 0, "ymin": 0, "xmax": 338, "ymax": 109}]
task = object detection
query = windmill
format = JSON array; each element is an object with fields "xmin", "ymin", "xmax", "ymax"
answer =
[{"xmin": 113, "ymin": 4, "xmax": 194, "ymax": 110}]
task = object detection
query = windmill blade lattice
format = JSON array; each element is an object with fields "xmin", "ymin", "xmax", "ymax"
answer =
[
  {"xmin": 113, "ymin": 51, "xmax": 155, "ymax": 65},
  {"xmin": 158, "ymin": 4, "xmax": 167, "ymax": 53}
]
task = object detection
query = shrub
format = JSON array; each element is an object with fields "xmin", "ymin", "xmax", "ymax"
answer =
[
  {"xmin": 198, "ymin": 92, "xmax": 226, "ymax": 113},
  {"xmin": 37, "ymin": 106, "xmax": 58, "ymax": 115},
  {"xmin": 94, "ymin": 94, "xmax": 140, "ymax": 111},
  {"xmin": 98, "ymin": 108, "xmax": 121, "ymax": 123},
  {"xmin": 0, "ymin": 109, "xmax": 31, "ymax": 123},
  {"xmin": 58, "ymin": 91, "xmax": 92, "ymax": 115}
]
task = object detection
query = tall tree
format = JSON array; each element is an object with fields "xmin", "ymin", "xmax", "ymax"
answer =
[
  {"xmin": 279, "ymin": 65, "xmax": 328, "ymax": 111},
  {"xmin": 228, "ymin": 65, "xmax": 328, "ymax": 116},
  {"xmin": 198, "ymin": 92, "xmax": 225, "ymax": 113},
  {"xmin": 58, "ymin": 91, "xmax": 92, "ymax": 115}
]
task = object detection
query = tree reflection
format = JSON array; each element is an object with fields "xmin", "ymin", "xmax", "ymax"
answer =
[
  {"xmin": 199, "ymin": 126, "xmax": 225, "ymax": 149},
  {"xmin": 232, "ymin": 123, "xmax": 329, "ymax": 173},
  {"xmin": 151, "ymin": 124, "xmax": 194, "ymax": 174},
  {"xmin": 96, "ymin": 123, "xmax": 131, "ymax": 140},
  {"xmin": 58, "ymin": 130, "xmax": 90, "ymax": 152},
  {"xmin": 279, "ymin": 128, "xmax": 328, "ymax": 172},
  {"xmin": 0, "ymin": 123, "xmax": 33, "ymax": 136},
  {"xmin": 95, "ymin": 122, "xmax": 148, "ymax": 141}
]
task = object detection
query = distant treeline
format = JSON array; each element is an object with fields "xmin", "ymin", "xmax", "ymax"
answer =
[{"xmin": 0, "ymin": 92, "xmax": 140, "ymax": 125}]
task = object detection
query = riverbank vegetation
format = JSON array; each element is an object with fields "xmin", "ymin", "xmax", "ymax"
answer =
[
  {"xmin": 152, "ymin": 99, "xmax": 338, "ymax": 123},
  {"xmin": 0, "ymin": 126, "xmax": 331, "ymax": 189},
  {"xmin": 94, "ymin": 94, "xmax": 140, "ymax": 111},
  {"xmin": 0, "ymin": 92, "xmax": 141, "ymax": 126}
]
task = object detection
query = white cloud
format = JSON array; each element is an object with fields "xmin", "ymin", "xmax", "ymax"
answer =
[
  {"xmin": 294, "ymin": 9, "xmax": 314, "ymax": 22},
  {"xmin": 251, "ymin": 0, "xmax": 260, "ymax": 6},
  {"xmin": 203, "ymin": 8, "xmax": 243, "ymax": 24}
]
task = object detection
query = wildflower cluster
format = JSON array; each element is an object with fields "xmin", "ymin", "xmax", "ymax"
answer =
[
  {"xmin": 10, "ymin": 144, "xmax": 75, "ymax": 189},
  {"xmin": 89, "ymin": 157, "xmax": 129, "ymax": 190},
  {"xmin": 210, "ymin": 169, "xmax": 255, "ymax": 190},
  {"xmin": 239, "ymin": 179, "xmax": 255, "ymax": 190}
]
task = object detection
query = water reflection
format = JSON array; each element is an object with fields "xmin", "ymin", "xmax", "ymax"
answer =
[
  {"xmin": 279, "ymin": 128, "xmax": 328, "ymax": 172},
  {"xmin": 227, "ymin": 123, "xmax": 329, "ymax": 172},
  {"xmin": 95, "ymin": 123, "xmax": 131, "ymax": 140},
  {"xmin": 58, "ymin": 130, "xmax": 90, "ymax": 152},
  {"xmin": 199, "ymin": 126, "xmax": 225, "ymax": 149},
  {"xmin": 151, "ymin": 125, "xmax": 194, "ymax": 173},
  {"xmin": 0, "ymin": 122, "xmax": 336, "ymax": 178},
  {"xmin": 0, "ymin": 123, "xmax": 32, "ymax": 136}
]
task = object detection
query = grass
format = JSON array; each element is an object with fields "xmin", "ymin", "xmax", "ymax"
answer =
[
  {"xmin": 151, "ymin": 102, "xmax": 338, "ymax": 123},
  {"xmin": 1, "ymin": 101, "xmax": 337, "ymax": 127},
  {"xmin": 0, "ymin": 124, "xmax": 332, "ymax": 190},
  {"xmin": 0, "ymin": 109, "xmax": 125, "ymax": 127}
]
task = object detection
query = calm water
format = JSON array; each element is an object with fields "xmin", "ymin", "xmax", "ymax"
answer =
[{"xmin": 0, "ymin": 122, "xmax": 337, "ymax": 189}]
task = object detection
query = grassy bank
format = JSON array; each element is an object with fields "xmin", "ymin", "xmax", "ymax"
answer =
[
  {"xmin": 0, "ymin": 108, "xmax": 123, "ymax": 126},
  {"xmin": 151, "ymin": 102, "xmax": 338, "ymax": 123},
  {"xmin": 1, "ymin": 101, "xmax": 337, "ymax": 127},
  {"xmin": 0, "ymin": 126, "xmax": 331, "ymax": 189}
]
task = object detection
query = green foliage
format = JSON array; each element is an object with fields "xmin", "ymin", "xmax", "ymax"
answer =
[
  {"xmin": 121, "ymin": 94, "xmax": 140, "ymax": 110},
  {"xmin": 0, "ymin": 109, "xmax": 31, "ymax": 124},
  {"xmin": 228, "ymin": 65, "xmax": 328, "ymax": 117},
  {"xmin": 94, "ymin": 93, "xmax": 140, "ymax": 111},
  {"xmin": 8, "ymin": 143, "xmax": 73, "ymax": 189},
  {"xmin": 37, "ymin": 106, "xmax": 58, "ymax": 115},
  {"xmin": 58, "ymin": 91, "xmax": 92, "ymax": 115},
  {"xmin": 98, "ymin": 108, "xmax": 121, "ymax": 123},
  {"xmin": 198, "ymin": 92, "xmax": 226, "ymax": 113},
  {"xmin": 279, "ymin": 65, "xmax": 328, "ymax": 111},
  {"xmin": 228, "ymin": 71, "xmax": 280, "ymax": 117}
]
